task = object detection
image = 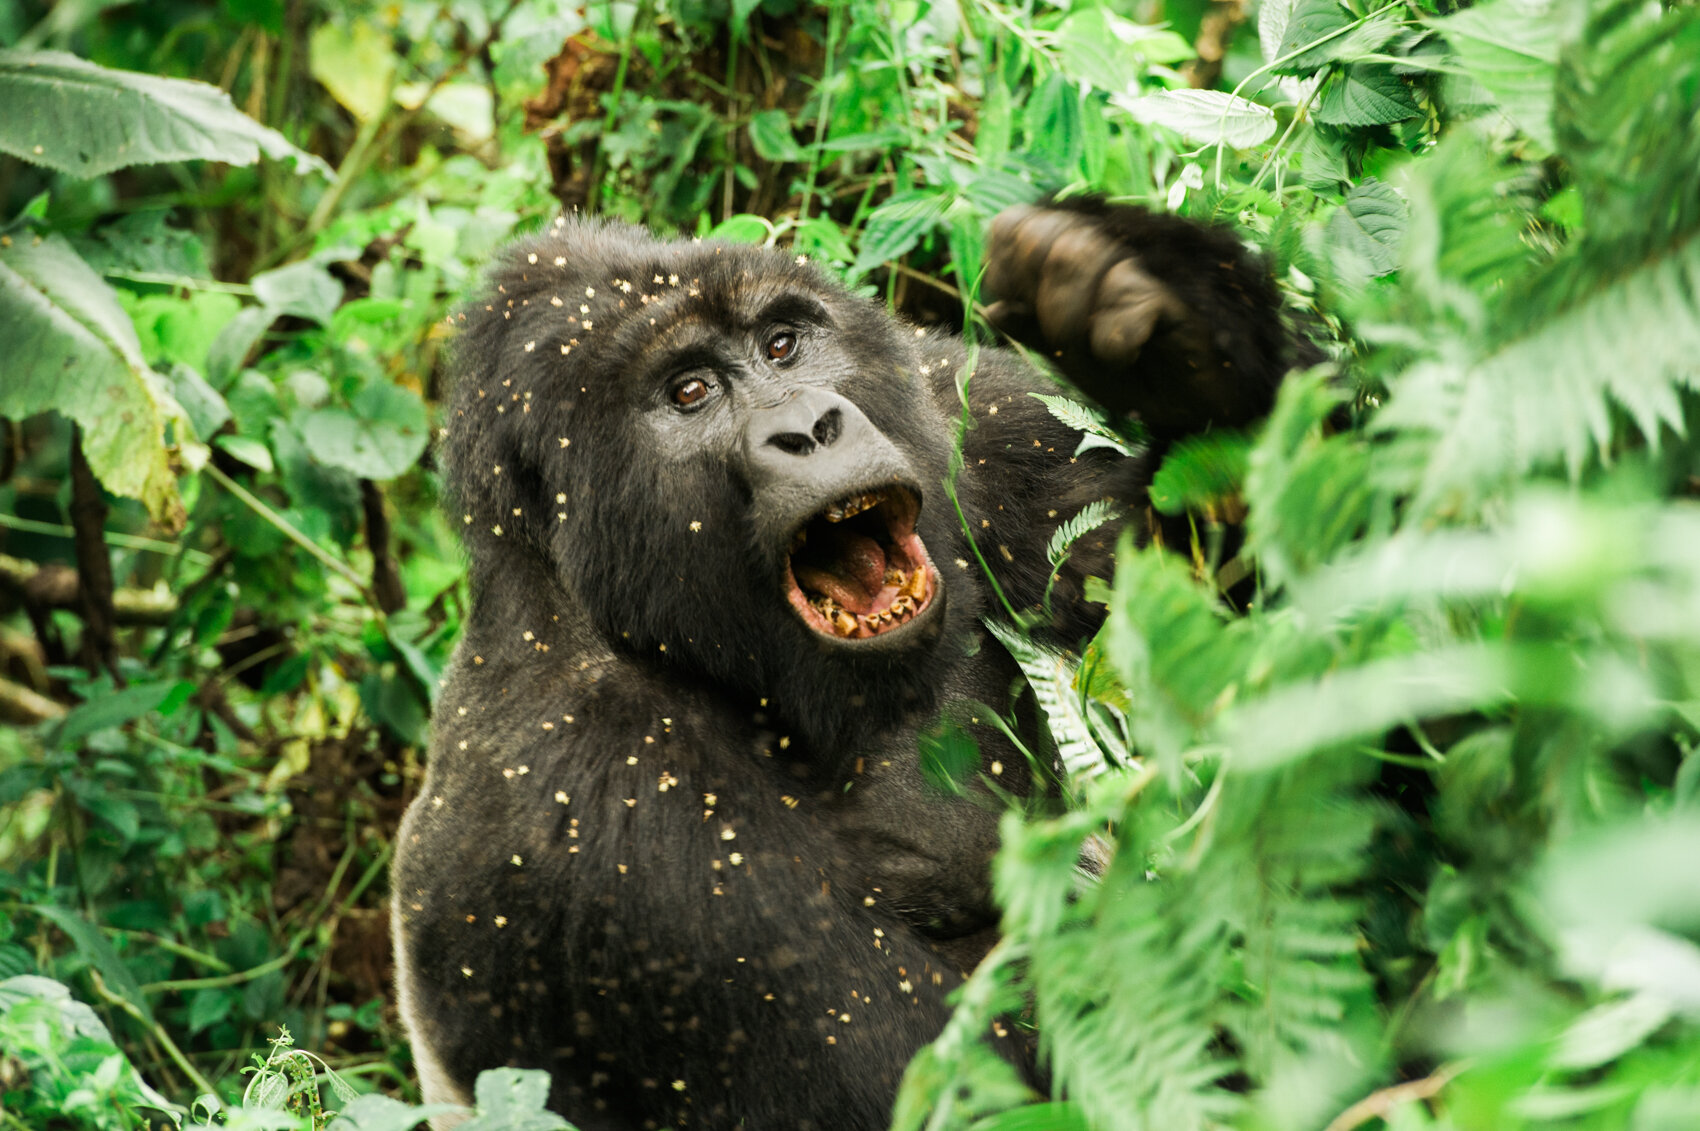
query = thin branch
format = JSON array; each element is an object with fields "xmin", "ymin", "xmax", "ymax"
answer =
[
  {"xmin": 201, "ymin": 464, "xmax": 377, "ymax": 608},
  {"xmin": 1325, "ymin": 1063, "xmax": 1469, "ymax": 1131}
]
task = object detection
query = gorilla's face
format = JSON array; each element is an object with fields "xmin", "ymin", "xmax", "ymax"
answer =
[
  {"xmin": 445, "ymin": 221, "xmax": 964, "ymax": 743},
  {"xmin": 637, "ymin": 300, "xmax": 945, "ymax": 652}
]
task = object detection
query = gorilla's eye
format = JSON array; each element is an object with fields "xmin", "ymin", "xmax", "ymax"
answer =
[
  {"xmin": 672, "ymin": 378, "xmax": 711, "ymax": 408},
  {"xmin": 766, "ymin": 332, "xmax": 797, "ymax": 361}
]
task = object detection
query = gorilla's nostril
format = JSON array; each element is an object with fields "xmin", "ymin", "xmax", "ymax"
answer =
[
  {"xmin": 812, "ymin": 408, "xmax": 842, "ymax": 447},
  {"xmin": 768, "ymin": 431, "xmax": 816, "ymax": 456}
]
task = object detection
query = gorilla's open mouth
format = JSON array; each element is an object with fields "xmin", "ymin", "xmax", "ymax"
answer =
[{"xmin": 785, "ymin": 487, "xmax": 940, "ymax": 641}]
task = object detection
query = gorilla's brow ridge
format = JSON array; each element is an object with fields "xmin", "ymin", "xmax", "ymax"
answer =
[{"xmin": 749, "ymin": 289, "xmax": 832, "ymax": 331}]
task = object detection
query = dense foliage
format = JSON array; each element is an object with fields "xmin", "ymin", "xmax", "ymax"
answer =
[{"xmin": 2, "ymin": 0, "xmax": 1698, "ymax": 1127}]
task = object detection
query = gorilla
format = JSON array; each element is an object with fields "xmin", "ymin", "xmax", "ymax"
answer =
[{"xmin": 391, "ymin": 199, "xmax": 1289, "ymax": 1130}]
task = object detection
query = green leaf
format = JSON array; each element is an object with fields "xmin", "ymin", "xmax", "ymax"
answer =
[
  {"xmin": 328, "ymin": 1094, "xmax": 468, "ymax": 1131},
  {"xmin": 457, "ymin": 1067, "xmax": 570, "ymax": 1131},
  {"xmin": 1116, "ymin": 89, "xmax": 1277, "ymax": 149},
  {"xmin": 792, "ymin": 216, "xmax": 854, "ymax": 265},
  {"xmin": 251, "ymin": 260, "xmax": 343, "ymax": 325},
  {"xmin": 851, "ymin": 191, "xmax": 949, "ymax": 277},
  {"xmin": 1325, "ymin": 178, "xmax": 1406, "ymax": 277},
  {"xmin": 186, "ymin": 988, "xmax": 234, "ymax": 1036},
  {"xmin": 747, "ymin": 109, "xmax": 804, "ymax": 162},
  {"xmin": 168, "ymin": 362, "xmax": 232, "ymax": 441},
  {"xmin": 919, "ymin": 718, "xmax": 980, "ymax": 796},
  {"xmin": 1271, "ymin": 0, "xmax": 1353, "ymax": 73},
  {"xmin": 969, "ymin": 1102, "xmax": 1093, "ymax": 1131},
  {"xmin": 301, "ymin": 382, "xmax": 428, "ymax": 480},
  {"xmin": 1054, "ymin": 9, "xmax": 1142, "ymax": 94},
  {"xmin": 1314, "ymin": 65, "xmax": 1421, "ymax": 127},
  {"xmin": 1148, "ymin": 431, "xmax": 1252, "ymax": 516},
  {"xmin": 54, "ymin": 680, "xmax": 187, "ymax": 748},
  {"xmin": 705, "ymin": 214, "xmax": 773, "ymax": 245},
  {"xmin": 1384, "ymin": 228, "xmax": 1700, "ymax": 501},
  {"xmin": 1432, "ymin": 0, "xmax": 1561, "ymax": 150},
  {"xmin": 25, "ymin": 907, "xmax": 154, "ymax": 1024},
  {"xmin": 0, "ymin": 48, "xmax": 326, "ymax": 177},
  {"xmin": 0, "ymin": 234, "xmax": 191, "ymax": 527},
  {"xmin": 1029, "ymin": 392, "xmax": 1136, "ymax": 456},
  {"xmin": 308, "ymin": 21, "xmax": 396, "ymax": 122},
  {"xmin": 215, "ymin": 433, "xmax": 274, "ymax": 472}
]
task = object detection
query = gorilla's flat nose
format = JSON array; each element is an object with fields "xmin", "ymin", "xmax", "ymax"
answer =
[{"xmin": 752, "ymin": 388, "xmax": 853, "ymax": 459}]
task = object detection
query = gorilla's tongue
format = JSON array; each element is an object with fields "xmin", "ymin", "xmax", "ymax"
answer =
[{"xmin": 794, "ymin": 527, "xmax": 887, "ymax": 614}]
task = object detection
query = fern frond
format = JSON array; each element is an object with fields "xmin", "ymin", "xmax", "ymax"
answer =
[
  {"xmin": 1382, "ymin": 229, "xmax": 1700, "ymax": 506},
  {"xmin": 1046, "ymin": 499, "xmax": 1122, "ymax": 566},
  {"xmin": 1029, "ymin": 392, "xmax": 1137, "ymax": 456},
  {"xmin": 985, "ymin": 619, "xmax": 1119, "ymax": 779}
]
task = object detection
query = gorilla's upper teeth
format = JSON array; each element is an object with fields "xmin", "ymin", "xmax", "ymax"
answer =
[{"xmin": 824, "ymin": 491, "xmax": 885, "ymax": 523}]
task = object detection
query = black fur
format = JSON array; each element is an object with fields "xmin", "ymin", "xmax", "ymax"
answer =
[{"xmin": 392, "ymin": 202, "xmax": 1286, "ymax": 1130}]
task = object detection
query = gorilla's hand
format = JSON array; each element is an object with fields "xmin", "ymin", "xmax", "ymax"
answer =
[{"xmin": 983, "ymin": 199, "xmax": 1288, "ymax": 439}]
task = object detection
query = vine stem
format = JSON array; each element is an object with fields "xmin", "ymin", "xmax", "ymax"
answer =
[
  {"xmin": 202, "ymin": 464, "xmax": 377, "ymax": 607},
  {"xmin": 796, "ymin": 0, "xmax": 844, "ymax": 223},
  {"xmin": 88, "ymin": 968, "xmax": 217, "ymax": 1098}
]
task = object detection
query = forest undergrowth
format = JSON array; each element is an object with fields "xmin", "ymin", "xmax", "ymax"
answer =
[{"xmin": 2, "ymin": 0, "xmax": 1699, "ymax": 1128}]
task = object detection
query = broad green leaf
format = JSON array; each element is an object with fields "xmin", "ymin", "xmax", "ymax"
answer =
[
  {"xmin": 851, "ymin": 191, "xmax": 949, "ymax": 276},
  {"xmin": 1314, "ymin": 64, "xmax": 1421, "ymax": 127},
  {"xmin": 1148, "ymin": 431, "xmax": 1251, "ymax": 516},
  {"xmin": 308, "ymin": 21, "xmax": 396, "ymax": 122},
  {"xmin": 251, "ymin": 260, "xmax": 343, "ymax": 325},
  {"xmin": 168, "ymin": 362, "xmax": 232, "ymax": 440},
  {"xmin": 1055, "ymin": 9, "xmax": 1143, "ymax": 93},
  {"xmin": 215, "ymin": 433, "xmax": 275, "ymax": 472},
  {"xmin": 705, "ymin": 214, "xmax": 773, "ymax": 245},
  {"xmin": 791, "ymin": 216, "xmax": 854, "ymax": 264},
  {"xmin": 0, "ymin": 48, "xmax": 326, "ymax": 177},
  {"xmin": 1259, "ymin": 0, "xmax": 1303, "ymax": 65},
  {"xmin": 1023, "ymin": 72, "xmax": 1084, "ymax": 171},
  {"xmin": 1271, "ymin": 0, "xmax": 1352, "ymax": 74},
  {"xmin": 1116, "ymin": 89, "xmax": 1277, "ymax": 149},
  {"xmin": 969, "ymin": 1102, "xmax": 1093, "ymax": 1131},
  {"xmin": 1326, "ymin": 178, "xmax": 1406, "ymax": 277},
  {"xmin": 1433, "ymin": 0, "xmax": 1561, "ymax": 150},
  {"xmin": 328, "ymin": 1093, "xmax": 468, "ymax": 1131},
  {"xmin": 747, "ymin": 109, "xmax": 804, "ymax": 162},
  {"xmin": 455, "ymin": 1067, "xmax": 570, "ymax": 1131},
  {"xmin": 54, "ymin": 679, "xmax": 187, "ymax": 748},
  {"xmin": 0, "ymin": 234, "xmax": 190, "ymax": 527},
  {"xmin": 301, "ymin": 382, "xmax": 429, "ymax": 480},
  {"xmin": 25, "ymin": 907, "xmax": 154, "ymax": 1023}
]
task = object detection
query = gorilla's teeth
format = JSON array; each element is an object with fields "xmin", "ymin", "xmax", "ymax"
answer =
[
  {"xmin": 900, "ymin": 569, "xmax": 927, "ymax": 600},
  {"xmin": 791, "ymin": 529, "xmax": 808, "ymax": 551},
  {"xmin": 832, "ymin": 611, "xmax": 857, "ymax": 636},
  {"xmin": 825, "ymin": 491, "xmax": 886, "ymax": 524},
  {"xmin": 884, "ymin": 568, "xmax": 904, "ymax": 586}
]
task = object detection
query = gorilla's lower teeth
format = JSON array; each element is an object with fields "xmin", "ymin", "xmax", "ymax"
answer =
[{"xmin": 900, "ymin": 569, "xmax": 927, "ymax": 600}]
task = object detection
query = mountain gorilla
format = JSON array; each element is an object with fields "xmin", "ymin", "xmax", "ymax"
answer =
[{"xmin": 392, "ymin": 199, "xmax": 1290, "ymax": 1130}]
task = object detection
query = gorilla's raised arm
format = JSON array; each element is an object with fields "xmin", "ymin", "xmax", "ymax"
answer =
[{"xmin": 984, "ymin": 198, "xmax": 1288, "ymax": 438}]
